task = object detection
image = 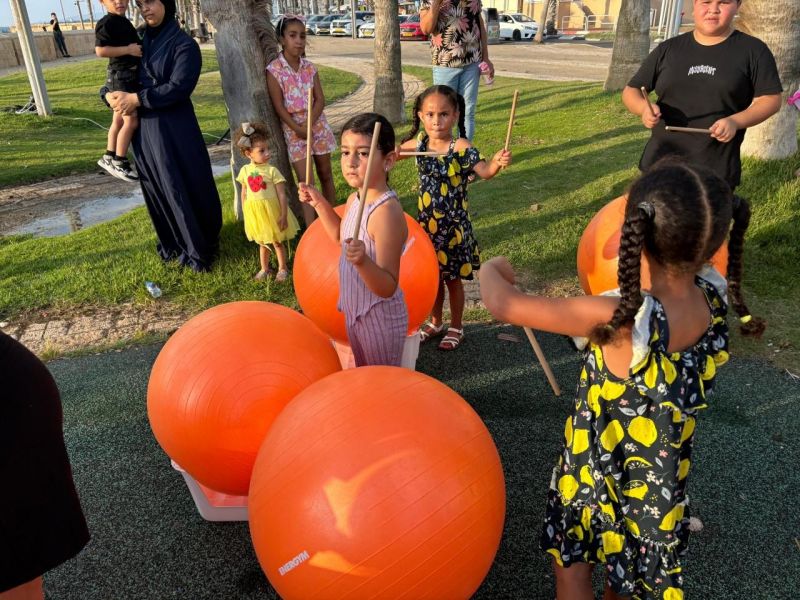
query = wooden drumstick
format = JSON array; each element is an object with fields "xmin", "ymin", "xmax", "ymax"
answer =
[
  {"xmin": 397, "ymin": 151, "xmax": 446, "ymax": 157},
  {"xmin": 639, "ymin": 86, "xmax": 656, "ymax": 119},
  {"xmin": 504, "ymin": 89, "xmax": 520, "ymax": 151},
  {"xmin": 305, "ymin": 87, "xmax": 313, "ymax": 185},
  {"xmin": 351, "ymin": 121, "xmax": 382, "ymax": 241},
  {"xmin": 523, "ymin": 327, "xmax": 561, "ymax": 396},
  {"xmin": 665, "ymin": 125, "xmax": 712, "ymax": 134}
]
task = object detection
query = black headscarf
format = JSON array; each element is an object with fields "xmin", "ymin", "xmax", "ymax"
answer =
[{"xmin": 147, "ymin": 0, "xmax": 176, "ymax": 38}]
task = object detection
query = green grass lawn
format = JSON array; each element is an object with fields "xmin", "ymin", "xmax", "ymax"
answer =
[
  {"xmin": 0, "ymin": 64, "xmax": 798, "ymax": 370},
  {"xmin": 0, "ymin": 52, "xmax": 360, "ymax": 187}
]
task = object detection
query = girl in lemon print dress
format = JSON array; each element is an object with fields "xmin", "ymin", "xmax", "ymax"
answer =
[
  {"xmin": 397, "ymin": 84, "xmax": 511, "ymax": 351},
  {"xmin": 479, "ymin": 161, "xmax": 764, "ymax": 600},
  {"xmin": 234, "ymin": 122, "xmax": 300, "ymax": 281}
]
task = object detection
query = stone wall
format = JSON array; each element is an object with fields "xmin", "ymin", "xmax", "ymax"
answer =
[{"xmin": 0, "ymin": 31, "xmax": 97, "ymax": 69}]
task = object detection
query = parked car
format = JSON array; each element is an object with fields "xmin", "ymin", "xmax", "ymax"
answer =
[
  {"xmin": 314, "ymin": 14, "xmax": 340, "ymax": 35},
  {"xmin": 498, "ymin": 13, "xmax": 538, "ymax": 41},
  {"xmin": 358, "ymin": 15, "xmax": 413, "ymax": 38},
  {"xmin": 399, "ymin": 14, "xmax": 427, "ymax": 41},
  {"xmin": 305, "ymin": 14, "xmax": 325, "ymax": 34},
  {"xmin": 330, "ymin": 11, "xmax": 374, "ymax": 36},
  {"xmin": 358, "ymin": 14, "xmax": 411, "ymax": 38}
]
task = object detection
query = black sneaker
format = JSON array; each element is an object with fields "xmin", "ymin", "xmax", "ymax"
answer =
[
  {"xmin": 97, "ymin": 154, "xmax": 115, "ymax": 177},
  {"xmin": 111, "ymin": 159, "xmax": 139, "ymax": 182}
]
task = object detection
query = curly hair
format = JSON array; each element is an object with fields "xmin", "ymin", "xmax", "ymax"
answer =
[
  {"xmin": 400, "ymin": 85, "xmax": 467, "ymax": 144},
  {"xmin": 233, "ymin": 122, "xmax": 270, "ymax": 157},
  {"xmin": 589, "ymin": 159, "xmax": 762, "ymax": 345}
]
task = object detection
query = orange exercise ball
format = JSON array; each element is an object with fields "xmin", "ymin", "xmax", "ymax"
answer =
[
  {"xmin": 577, "ymin": 196, "xmax": 728, "ymax": 295},
  {"xmin": 293, "ymin": 205, "xmax": 439, "ymax": 343},
  {"xmin": 248, "ymin": 367, "xmax": 506, "ymax": 600},
  {"xmin": 147, "ymin": 301, "xmax": 341, "ymax": 496}
]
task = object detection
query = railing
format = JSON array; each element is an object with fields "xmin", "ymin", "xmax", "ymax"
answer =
[{"xmin": 561, "ymin": 13, "xmax": 616, "ymax": 31}]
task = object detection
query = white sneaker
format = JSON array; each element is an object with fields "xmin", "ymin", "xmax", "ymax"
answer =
[
  {"xmin": 111, "ymin": 159, "xmax": 139, "ymax": 182},
  {"xmin": 97, "ymin": 154, "xmax": 116, "ymax": 177}
]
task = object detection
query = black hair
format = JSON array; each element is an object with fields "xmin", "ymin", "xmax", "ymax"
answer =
[
  {"xmin": 275, "ymin": 15, "xmax": 305, "ymax": 40},
  {"xmin": 589, "ymin": 159, "xmax": 763, "ymax": 345},
  {"xmin": 400, "ymin": 85, "xmax": 467, "ymax": 144},
  {"xmin": 233, "ymin": 122, "xmax": 270, "ymax": 157},
  {"xmin": 341, "ymin": 112, "xmax": 395, "ymax": 156}
]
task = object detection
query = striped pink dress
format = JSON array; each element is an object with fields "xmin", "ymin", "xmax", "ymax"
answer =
[{"xmin": 338, "ymin": 191, "xmax": 408, "ymax": 367}]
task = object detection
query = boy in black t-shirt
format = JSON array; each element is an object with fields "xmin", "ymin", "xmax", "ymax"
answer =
[
  {"xmin": 622, "ymin": 0, "xmax": 781, "ymax": 191},
  {"xmin": 95, "ymin": 0, "xmax": 142, "ymax": 182}
]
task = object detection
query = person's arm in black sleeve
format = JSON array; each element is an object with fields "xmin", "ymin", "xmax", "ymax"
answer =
[
  {"xmin": 137, "ymin": 40, "xmax": 201, "ymax": 109},
  {"xmin": 623, "ymin": 44, "xmax": 665, "ymax": 129}
]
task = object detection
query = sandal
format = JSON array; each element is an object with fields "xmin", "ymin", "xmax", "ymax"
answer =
[
  {"xmin": 419, "ymin": 321, "xmax": 445, "ymax": 343},
  {"xmin": 275, "ymin": 269, "xmax": 290, "ymax": 282},
  {"xmin": 254, "ymin": 269, "xmax": 273, "ymax": 281},
  {"xmin": 438, "ymin": 327, "xmax": 464, "ymax": 351}
]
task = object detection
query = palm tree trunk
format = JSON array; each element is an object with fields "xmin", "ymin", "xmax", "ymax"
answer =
[
  {"xmin": 737, "ymin": 0, "xmax": 799, "ymax": 160},
  {"xmin": 373, "ymin": 0, "xmax": 404, "ymax": 123},
  {"xmin": 201, "ymin": 0, "xmax": 301, "ymax": 220},
  {"xmin": 603, "ymin": 0, "xmax": 650, "ymax": 92}
]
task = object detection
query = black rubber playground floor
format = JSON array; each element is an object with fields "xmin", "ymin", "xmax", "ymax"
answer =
[{"xmin": 45, "ymin": 322, "xmax": 799, "ymax": 599}]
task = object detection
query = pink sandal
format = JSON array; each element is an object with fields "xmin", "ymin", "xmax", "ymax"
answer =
[{"xmin": 419, "ymin": 321, "xmax": 445, "ymax": 343}]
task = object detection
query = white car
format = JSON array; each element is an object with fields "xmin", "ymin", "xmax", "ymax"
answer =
[
  {"xmin": 358, "ymin": 14, "xmax": 411, "ymax": 38},
  {"xmin": 330, "ymin": 12, "xmax": 374, "ymax": 36},
  {"xmin": 498, "ymin": 13, "xmax": 538, "ymax": 41}
]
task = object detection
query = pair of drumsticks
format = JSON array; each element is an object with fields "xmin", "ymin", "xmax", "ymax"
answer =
[{"xmin": 639, "ymin": 87, "xmax": 711, "ymax": 134}]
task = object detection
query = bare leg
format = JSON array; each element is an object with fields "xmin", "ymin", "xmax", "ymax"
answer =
[
  {"xmin": 429, "ymin": 280, "xmax": 446, "ymax": 327},
  {"xmin": 553, "ymin": 561, "xmax": 594, "ymax": 600},
  {"xmin": 445, "ymin": 278, "xmax": 465, "ymax": 330},
  {"xmin": 291, "ymin": 159, "xmax": 317, "ymax": 227},
  {"xmin": 274, "ymin": 241, "xmax": 288, "ymax": 272},
  {"xmin": 106, "ymin": 111, "xmax": 123, "ymax": 155},
  {"xmin": 0, "ymin": 576, "xmax": 44, "ymax": 600},
  {"xmin": 115, "ymin": 112, "xmax": 139, "ymax": 158},
  {"xmin": 259, "ymin": 244, "xmax": 271, "ymax": 273},
  {"xmin": 313, "ymin": 153, "xmax": 336, "ymax": 205}
]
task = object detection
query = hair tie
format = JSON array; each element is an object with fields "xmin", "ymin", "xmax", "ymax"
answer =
[
  {"xmin": 740, "ymin": 314, "xmax": 752, "ymax": 324},
  {"xmin": 237, "ymin": 122, "xmax": 255, "ymax": 148},
  {"xmin": 637, "ymin": 201, "xmax": 655, "ymax": 220}
]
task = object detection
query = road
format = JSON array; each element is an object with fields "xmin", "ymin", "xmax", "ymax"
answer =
[{"xmin": 306, "ymin": 35, "xmax": 612, "ymax": 82}]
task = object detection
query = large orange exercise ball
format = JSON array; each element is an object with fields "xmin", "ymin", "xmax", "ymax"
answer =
[
  {"xmin": 577, "ymin": 196, "xmax": 728, "ymax": 295},
  {"xmin": 293, "ymin": 205, "xmax": 439, "ymax": 343},
  {"xmin": 147, "ymin": 301, "xmax": 341, "ymax": 496},
  {"xmin": 249, "ymin": 367, "xmax": 506, "ymax": 600}
]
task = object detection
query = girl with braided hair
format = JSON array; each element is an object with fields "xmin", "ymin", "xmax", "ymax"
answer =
[
  {"xmin": 480, "ymin": 160, "xmax": 762, "ymax": 600},
  {"xmin": 397, "ymin": 84, "xmax": 511, "ymax": 351}
]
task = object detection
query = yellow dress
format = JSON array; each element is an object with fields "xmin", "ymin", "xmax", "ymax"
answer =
[{"xmin": 235, "ymin": 162, "xmax": 299, "ymax": 245}]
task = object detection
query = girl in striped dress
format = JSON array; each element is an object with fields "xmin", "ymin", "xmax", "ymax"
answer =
[{"xmin": 299, "ymin": 113, "xmax": 408, "ymax": 367}]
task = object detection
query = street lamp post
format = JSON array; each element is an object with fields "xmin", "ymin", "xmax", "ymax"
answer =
[
  {"xmin": 8, "ymin": 0, "xmax": 52, "ymax": 116},
  {"xmin": 75, "ymin": 0, "xmax": 86, "ymax": 29}
]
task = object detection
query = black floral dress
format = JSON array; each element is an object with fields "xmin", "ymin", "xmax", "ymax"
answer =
[
  {"xmin": 541, "ymin": 269, "xmax": 730, "ymax": 600},
  {"xmin": 416, "ymin": 135, "xmax": 484, "ymax": 281}
]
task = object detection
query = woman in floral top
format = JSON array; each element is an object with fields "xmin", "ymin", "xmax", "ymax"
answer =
[
  {"xmin": 420, "ymin": 0, "xmax": 493, "ymax": 140},
  {"xmin": 480, "ymin": 161, "xmax": 765, "ymax": 599}
]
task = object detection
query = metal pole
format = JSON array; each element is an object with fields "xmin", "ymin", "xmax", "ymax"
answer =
[
  {"xmin": 86, "ymin": 0, "xmax": 95, "ymax": 28},
  {"xmin": 657, "ymin": 0, "xmax": 666, "ymax": 35},
  {"xmin": 8, "ymin": 0, "xmax": 52, "ymax": 116},
  {"xmin": 58, "ymin": 0, "xmax": 67, "ymax": 23},
  {"xmin": 350, "ymin": 0, "xmax": 356, "ymax": 38},
  {"xmin": 670, "ymin": 0, "xmax": 682, "ymax": 38},
  {"xmin": 75, "ymin": 0, "xmax": 85, "ymax": 29}
]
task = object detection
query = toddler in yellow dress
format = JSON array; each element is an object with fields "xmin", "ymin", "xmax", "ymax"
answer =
[{"xmin": 234, "ymin": 122, "xmax": 300, "ymax": 281}]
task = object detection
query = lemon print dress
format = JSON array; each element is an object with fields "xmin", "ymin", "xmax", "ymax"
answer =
[
  {"xmin": 541, "ymin": 267, "xmax": 730, "ymax": 600},
  {"xmin": 415, "ymin": 135, "xmax": 484, "ymax": 281}
]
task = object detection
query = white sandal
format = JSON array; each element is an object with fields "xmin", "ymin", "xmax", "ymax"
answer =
[
  {"xmin": 438, "ymin": 327, "xmax": 464, "ymax": 351},
  {"xmin": 419, "ymin": 321, "xmax": 445, "ymax": 342}
]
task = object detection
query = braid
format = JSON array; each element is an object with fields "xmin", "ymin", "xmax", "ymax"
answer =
[
  {"xmin": 456, "ymin": 92, "xmax": 467, "ymax": 140},
  {"xmin": 589, "ymin": 204, "xmax": 650, "ymax": 345},
  {"xmin": 726, "ymin": 195, "xmax": 765, "ymax": 337},
  {"xmin": 400, "ymin": 95, "xmax": 423, "ymax": 144}
]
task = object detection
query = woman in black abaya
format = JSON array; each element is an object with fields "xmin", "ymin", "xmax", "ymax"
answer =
[{"xmin": 107, "ymin": 0, "xmax": 221, "ymax": 272}]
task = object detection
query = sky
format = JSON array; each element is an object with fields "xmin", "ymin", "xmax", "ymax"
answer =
[{"xmin": 1, "ymin": 0, "xmax": 107, "ymax": 29}]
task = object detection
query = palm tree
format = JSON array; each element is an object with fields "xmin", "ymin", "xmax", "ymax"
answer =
[
  {"xmin": 201, "ymin": 0, "xmax": 300, "ymax": 220},
  {"xmin": 372, "ymin": 0, "xmax": 404, "ymax": 123},
  {"xmin": 534, "ymin": 0, "xmax": 557, "ymax": 44},
  {"xmin": 603, "ymin": 0, "xmax": 650, "ymax": 92},
  {"xmin": 737, "ymin": 0, "xmax": 799, "ymax": 160}
]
